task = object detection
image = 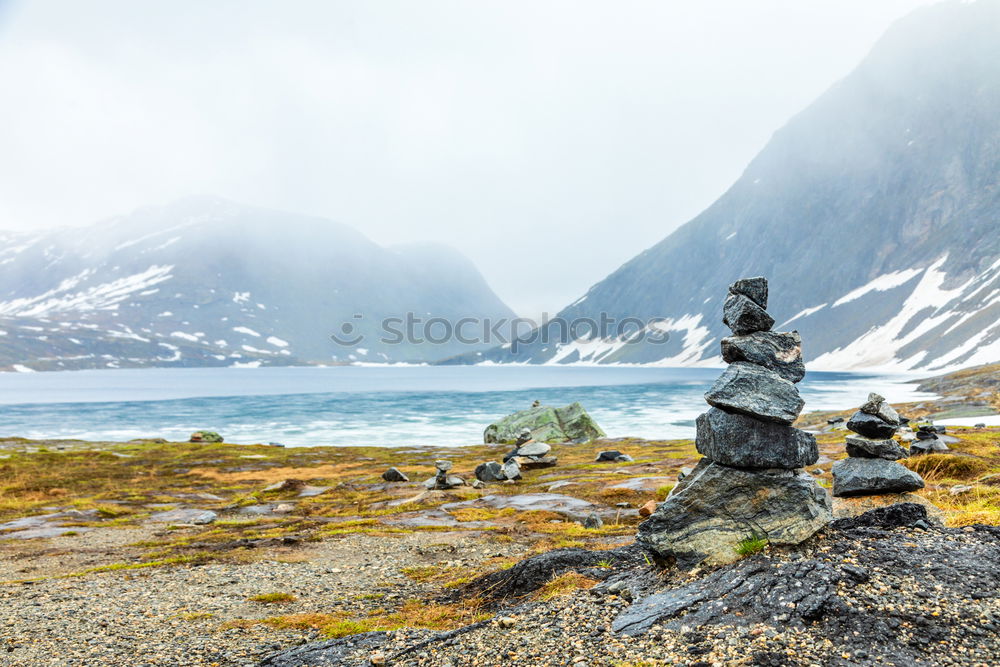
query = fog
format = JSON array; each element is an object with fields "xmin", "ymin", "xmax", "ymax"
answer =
[{"xmin": 0, "ymin": 0, "xmax": 934, "ymax": 316}]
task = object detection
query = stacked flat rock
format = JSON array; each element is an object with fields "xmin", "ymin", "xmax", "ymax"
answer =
[
  {"xmin": 638, "ymin": 277, "xmax": 831, "ymax": 568},
  {"xmin": 424, "ymin": 460, "xmax": 465, "ymax": 490},
  {"xmin": 832, "ymin": 394, "xmax": 924, "ymax": 497}
]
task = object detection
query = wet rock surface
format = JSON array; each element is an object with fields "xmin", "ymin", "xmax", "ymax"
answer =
[{"xmin": 845, "ymin": 435, "xmax": 910, "ymax": 460}]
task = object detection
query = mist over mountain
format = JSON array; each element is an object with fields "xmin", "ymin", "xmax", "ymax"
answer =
[
  {"xmin": 453, "ymin": 0, "xmax": 1000, "ymax": 372},
  {"xmin": 0, "ymin": 197, "xmax": 515, "ymax": 371}
]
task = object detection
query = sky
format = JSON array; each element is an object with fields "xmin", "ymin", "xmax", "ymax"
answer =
[{"xmin": 0, "ymin": 0, "xmax": 936, "ymax": 317}]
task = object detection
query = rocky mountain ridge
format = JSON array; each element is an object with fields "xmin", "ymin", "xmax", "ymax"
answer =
[
  {"xmin": 451, "ymin": 0, "xmax": 1000, "ymax": 372},
  {"xmin": 0, "ymin": 196, "xmax": 515, "ymax": 371}
]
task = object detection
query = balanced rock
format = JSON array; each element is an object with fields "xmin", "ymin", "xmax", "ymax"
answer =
[
  {"xmin": 637, "ymin": 461, "xmax": 831, "ymax": 568},
  {"xmin": 846, "ymin": 411, "xmax": 897, "ymax": 439},
  {"xmin": 722, "ymin": 293, "xmax": 775, "ymax": 336},
  {"xmin": 845, "ymin": 435, "xmax": 908, "ymax": 461},
  {"xmin": 859, "ymin": 393, "xmax": 901, "ymax": 426},
  {"xmin": 516, "ymin": 441, "xmax": 551, "ymax": 457},
  {"xmin": 502, "ymin": 459, "xmax": 522, "ymax": 481},
  {"xmin": 695, "ymin": 408, "xmax": 818, "ymax": 469},
  {"xmin": 831, "ymin": 458, "xmax": 925, "ymax": 497},
  {"xmin": 513, "ymin": 455, "xmax": 558, "ymax": 470},
  {"xmin": 705, "ymin": 362, "xmax": 804, "ymax": 424},
  {"xmin": 381, "ymin": 467, "xmax": 409, "ymax": 482},
  {"xmin": 474, "ymin": 461, "xmax": 505, "ymax": 482},
  {"xmin": 728, "ymin": 276, "xmax": 768, "ymax": 308},
  {"xmin": 720, "ymin": 331, "xmax": 805, "ymax": 383}
]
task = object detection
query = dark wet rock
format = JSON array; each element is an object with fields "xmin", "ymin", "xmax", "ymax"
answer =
[
  {"xmin": 859, "ymin": 392, "xmax": 901, "ymax": 425},
  {"xmin": 827, "ymin": 416, "xmax": 845, "ymax": 424},
  {"xmin": 829, "ymin": 502, "xmax": 929, "ymax": 530},
  {"xmin": 915, "ymin": 429, "xmax": 938, "ymax": 440},
  {"xmin": 720, "ymin": 331, "xmax": 805, "ymax": 383},
  {"xmin": 695, "ymin": 407, "xmax": 818, "ymax": 469},
  {"xmin": 259, "ymin": 631, "xmax": 397, "ymax": 666},
  {"xmin": 381, "ymin": 467, "xmax": 409, "ymax": 482},
  {"xmin": 483, "ymin": 402, "xmax": 605, "ymax": 444},
  {"xmin": 728, "ymin": 276, "xmax": 768, "ymax": 308},
  {"xmin": 474, "ymin": 461, "xmax": 505, "ymax": 482},
  {"xmin": 147, "ymin": 508, "xmax": 217, "ymax": 525},
  {"xmin": 637, "ymin": 461, "xmax": 831, "ymax": 567},
  {"xmin": 831, "ymin": 457, "xmax": 925, "ymax": 497},
  {"xmin": 722, "ymin": 293, "xmax": 775, "ymax": 336},
  {"xmin": 846, "ymin": 411, "xmax": 897, "ymax": 439},
  {"xmin": 704, "ymin": 362, "xmax": 804, "ymax": 424},
  {"xmin": 975, "ymin": 422, "xmax": 987, "ymax": 428},
  {"xmin": 515, "ymin": 441, "xmax": 551, "ymax": 457},
  {"xmin": 595, "ymin": 450, "xmax": 633, "ymax": 463},
  {"xmin": 461, "ymin": 544, "xmax": 650, "ymax": 604},
  {"xmin": 845, "ymin": 435, "xmax": 909, "ymax": 460},
  {"xmin": 610, "ymin": 513, "xmax": 1000, "ymax": 666},
  {"xmin": 583, "ymin": 512, "xmax": 604, "ymax": 529}
]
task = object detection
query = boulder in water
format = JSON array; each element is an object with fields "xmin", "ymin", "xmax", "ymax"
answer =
[{"xmin": 483, "ymin": 402, "xmax": 605, "ymax": 444}]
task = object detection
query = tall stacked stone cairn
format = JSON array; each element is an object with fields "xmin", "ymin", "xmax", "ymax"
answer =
[
  {"xmin": 831, "ymin": 394, "xmax": 925, "ymax": 498},
  {"xmin": 637, "ymin": 277, "xmax": 832, "ymax": 568}
]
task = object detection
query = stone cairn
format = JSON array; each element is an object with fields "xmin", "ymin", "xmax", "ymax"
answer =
[
  {"xmin": 637, "ymin": 277, "xmax": 832, "ymax": 567},
  {"xmin": 475, "ymin": 428, "xmax": 557, "ymax": 483},
  {"xmin": 831, "ymin": 394, "xmax": 925, "ymax": 498}
]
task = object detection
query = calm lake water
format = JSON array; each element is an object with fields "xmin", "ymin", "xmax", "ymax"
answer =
[{"xmin": 0, "ymin": 366, "xmax": 935, "ymax": 446}]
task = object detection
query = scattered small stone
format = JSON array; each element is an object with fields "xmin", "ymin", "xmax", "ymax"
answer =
[{"xmin": 382, "ymin": 467, "xmax": 409, "ymax": 483}]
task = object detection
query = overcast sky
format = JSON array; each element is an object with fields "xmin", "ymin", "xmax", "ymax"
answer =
[{"xmin": 0, "ymin": 0, "xmax": 935, "ymax": 316}]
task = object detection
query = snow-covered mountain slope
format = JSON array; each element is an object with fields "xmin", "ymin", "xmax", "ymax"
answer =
[
  {"xmin": 446, "ymin": 0, "xmax": 1000, "ymax": 372},
  {"xmin": 0, "ymin": 197, "xmax": 515, "ymax": 371}
]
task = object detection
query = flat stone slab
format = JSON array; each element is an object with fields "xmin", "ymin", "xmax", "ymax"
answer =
[
  {"xmin": 146, "ymin": 509, "xmax": 218, "ymax": 525},
  {"xmin": 1, "ymin": 526, "xmax": 92, "ymax": 540},
  {"xmin": 0, "ymin": 510, "xmax": 99, "ymax": 533},
  {"xmin": 382, "ymin": 509, "xmax": 492, "ymax": 529},
  {"xmin": 442, "ymin": 493, "xmax": 600, "ymax": 516},
  {"xmin": 704, "ymin": 362, "xmax": 804, "ymax": 424},
  {"xmin": 607, "ymin": 477, "xmax": 674, "ymax": 492},
  {"xmin": 297, "ymin": 485, "xmax": 331, "ymax": 498}
]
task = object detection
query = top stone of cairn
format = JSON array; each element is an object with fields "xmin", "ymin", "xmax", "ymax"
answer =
[{"xmin": 729, "ymin": 276, "xmax": 768, "ymax": 309}]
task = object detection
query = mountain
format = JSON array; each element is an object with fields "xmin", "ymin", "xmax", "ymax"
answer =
[
  {"xmin": 0, "ymin": 196, "xmax": 515, "ymax": 371},
  {"xmin": 450, "ymin": 0, "xmax": 1000, "ymax": 372}
]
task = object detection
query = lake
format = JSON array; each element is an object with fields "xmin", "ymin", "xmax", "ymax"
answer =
[{"xmin": 0, "ymin": 366, "xmax": 935, "ymax": 446}]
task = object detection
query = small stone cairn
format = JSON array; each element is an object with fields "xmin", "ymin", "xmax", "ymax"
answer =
[
  {"xmin": 911, "ymin": 423, "xmax": 950, "ymax": 455},
  {"xmin": 424, "ymin": 460, "xmax": 465, "ymax": 490},
  {"xmin": 637, "ymin": 277, "xmax": 832, "ymax": 567},
  {"xmin": 475, "ymin": 428, "xmax": 556, "ymax": 483},
  {"xmin": 832, "ymin": 394, "xmax": 925, "ymax": 497}
]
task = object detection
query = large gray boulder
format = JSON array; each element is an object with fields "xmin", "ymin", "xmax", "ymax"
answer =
[
  {"xmin": 831, "ymin": 457, "xmax": 925, "ymax": 497},
  {"xmin": 704, "ymin": 362, "xmax": 804, "ymax": 424},
  {"xmin": 722, "ymin": 293, "xmax": 775, "ymax": 336},
  {"xmin": 484, "ymin": 402, "xmax": 605, "ymax": 444},
  {"xmin": 695, "ymin": 408, "xmax": 818, "ymax": 469},
  {"xmin": 720, "ymin": 331, "xmax": 805, "ymax": 383},
  {"xmin": 845, "ymin": 435, "xmax": 908, "ymax": 461},
  {"xmin": 637, "ymin": 461, "xmax": 831, "ymax": 568}
]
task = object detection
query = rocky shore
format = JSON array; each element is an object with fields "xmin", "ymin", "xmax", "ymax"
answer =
[{"xmin": 1, "ymin": 355, "xmax": 999, "ymax": 665}]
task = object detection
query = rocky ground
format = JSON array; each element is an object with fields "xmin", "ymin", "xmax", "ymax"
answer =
[{"xmin": 1, "ymin": 383, "xmax": 999, "ymax": 666}]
